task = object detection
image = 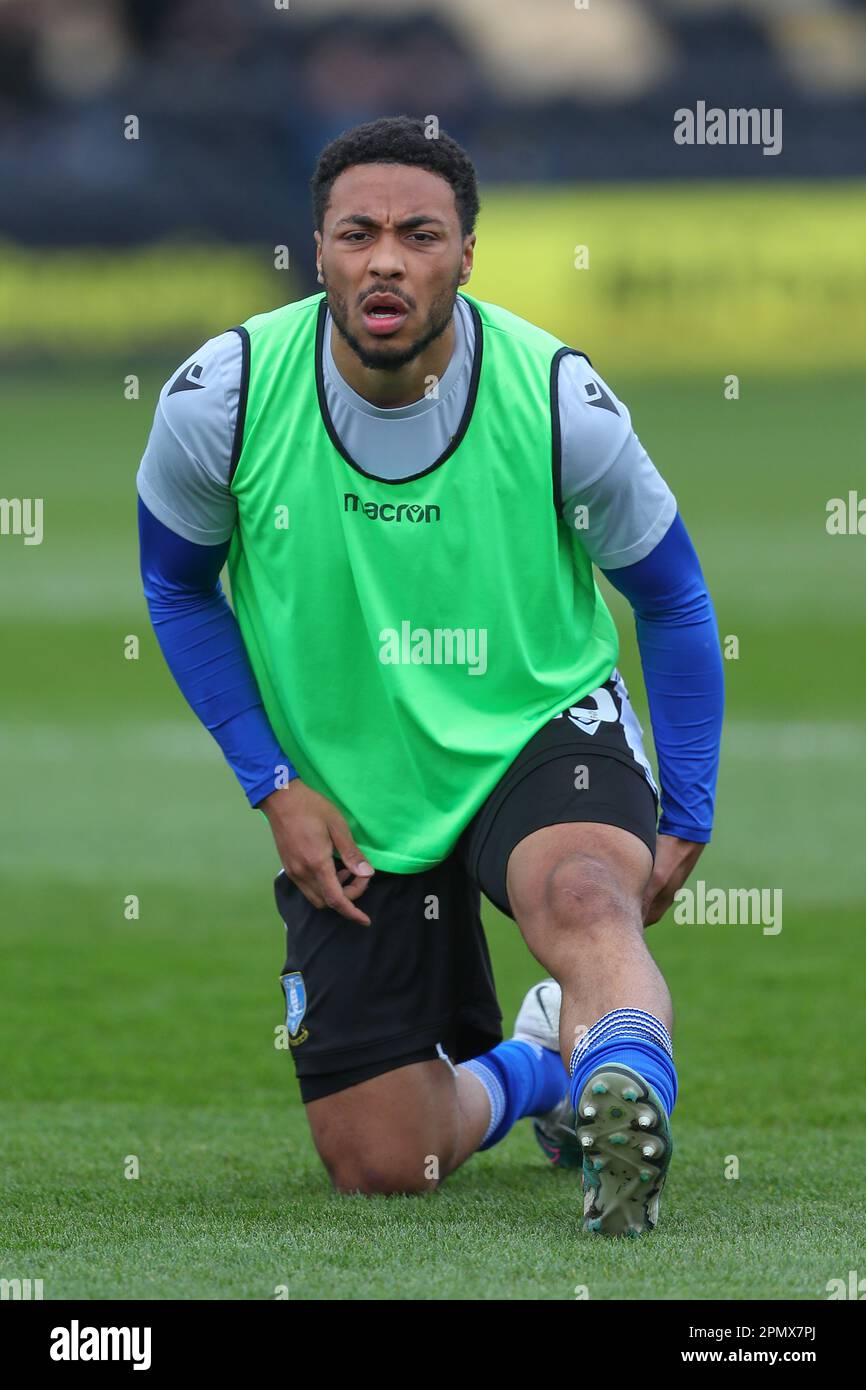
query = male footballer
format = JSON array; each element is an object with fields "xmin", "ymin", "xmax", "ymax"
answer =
[{"xmin": 138, "ymin": 116, "xmax": 724, "ymax": 1236}]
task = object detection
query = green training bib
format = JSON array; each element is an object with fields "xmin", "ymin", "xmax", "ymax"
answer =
[{"xmin": 227, "ymin": 290, "xmax": 618, "ymax": 871}]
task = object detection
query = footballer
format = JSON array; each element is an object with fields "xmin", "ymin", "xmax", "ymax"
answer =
[{"xmin": 137, "ymin": 116, "xmax": 724, "ymax": 1236}]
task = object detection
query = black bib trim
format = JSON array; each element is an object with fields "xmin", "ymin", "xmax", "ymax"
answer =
[
  {"xmin": 550, "ymin": 345, "xmax": 592, "ymax": 520},
  {"xmin": 313, "ymin": 294, "xmax": 484, "ymax": 486}
]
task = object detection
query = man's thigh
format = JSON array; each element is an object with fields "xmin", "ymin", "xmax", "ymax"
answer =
[
  {"xmin": 272, "ymin": 852, "xmax": 502, "ymax": 1104},
  {"xmin": 459, "ymin": 669, "xmax": 658, "ymax": 925},
  {"xmin": 305, "ymin": 1057, "xmax": 460, "ymax": 1193},
  {"xmin": 505, "ymin": 821, "xmax": 653, "ymax": 969}
]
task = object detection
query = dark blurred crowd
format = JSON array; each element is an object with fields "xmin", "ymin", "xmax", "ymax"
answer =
[{"xmin": 1, "ymin": 0, "xmax": 864, "ymax": 247}]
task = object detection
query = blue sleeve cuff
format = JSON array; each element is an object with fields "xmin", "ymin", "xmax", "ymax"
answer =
[{"xmin": 246, "ymin": 766, "xmax": 300, "ymax": 810}]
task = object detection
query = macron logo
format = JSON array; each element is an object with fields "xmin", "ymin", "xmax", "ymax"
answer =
[
  {"xmin": 344, "ymin": 492, "xmax": 440, "ymax": 524},
  {"xmin": 168, "ymin": 362, "xmax": 205, "ymax": 395}
]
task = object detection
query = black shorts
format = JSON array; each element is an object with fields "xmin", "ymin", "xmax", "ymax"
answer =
[{"xmin": 275, "ymin": 669, "xmax": 658, "ymax": 1102}]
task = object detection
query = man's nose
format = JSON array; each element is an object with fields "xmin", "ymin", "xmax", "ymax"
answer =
[{"xmin": 366, "ymin": 232, "xmax": 405, "ymax": 279}]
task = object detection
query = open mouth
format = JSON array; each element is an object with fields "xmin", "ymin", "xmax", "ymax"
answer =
[{"xmin": 360, "ymin": 293, "xmax": 409, "ymax": 336}]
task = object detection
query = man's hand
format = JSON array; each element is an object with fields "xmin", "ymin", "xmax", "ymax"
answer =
[
  {"xmin": 259, "ymin": 780, "xmax": 375, "ymax": 925},
  {"xmin": 642, "ymin": 834, "xmax": 705, "ymax": 927}
]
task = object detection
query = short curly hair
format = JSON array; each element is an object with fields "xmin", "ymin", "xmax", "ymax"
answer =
[{"xmin": 310, "ymin": 115, "xmax": 480, "ymax": 239}]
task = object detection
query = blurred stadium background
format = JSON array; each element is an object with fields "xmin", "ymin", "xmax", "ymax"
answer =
[{"xmin": 1, "ymin": 0, "xmax": 865, "ymax": 1300}]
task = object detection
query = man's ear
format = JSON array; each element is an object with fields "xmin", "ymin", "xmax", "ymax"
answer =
[
  {"xmin": 314, "ymin": 230, "xmax": 324, "ymax": 283},
  {"xmin": 459, "ymin": 234, "xmax": 476, "ymax": 285}
]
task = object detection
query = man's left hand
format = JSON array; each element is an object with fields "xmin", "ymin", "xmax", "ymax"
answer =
[{"xmin": 642, "ymin": 834, "xmax": 705, "ymax": 926}]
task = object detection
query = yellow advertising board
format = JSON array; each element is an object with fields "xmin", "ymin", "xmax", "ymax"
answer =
[{"xmin": 2, "ymin": 182, "xmax": 864, "ymax": 373}]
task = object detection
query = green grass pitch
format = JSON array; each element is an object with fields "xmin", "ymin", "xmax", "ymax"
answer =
[{"xmin": 1, "ymin": 366, "xmax": 864, "ymax": 1299}]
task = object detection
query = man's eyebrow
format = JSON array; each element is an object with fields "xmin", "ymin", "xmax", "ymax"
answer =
[{"xmin": 333, "ymin": 213, "xmax": 447, "ymax": 230}]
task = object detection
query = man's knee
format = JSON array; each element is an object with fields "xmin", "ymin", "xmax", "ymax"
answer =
[
  {"xmin": 305, "ymin": 1060, "xmax": 457, "ymax": 1195},
  {"xmin": 507, "ymin": 825, "xmax": 651, "ymax": 936},
  {"xmin": 542, "ymin": 851, "xmax": 641, "ymax": 936},
  {"xmin": 324, "ymin": 1146, "xmax": 441, "ymax": 1196}
]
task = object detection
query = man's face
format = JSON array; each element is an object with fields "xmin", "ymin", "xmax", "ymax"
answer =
[{"xmin": 315, "ymin": 162, "xmax": 474, "ymax": 371}]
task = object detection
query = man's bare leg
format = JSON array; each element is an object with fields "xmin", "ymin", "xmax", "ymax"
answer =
[
  {"xmin": 304, "ymin": 820, "xmax": 671, "ymax": 1206},
  {"xmin": 305, "ymin": 1057, "xmax": 495, "ymax": 1194},
  {"xmin": 505, "ymin": 821, "xmax": 676, "ymax": 1235},
  {"xmin": 504, "ymin": 822, "xmax": 669, "ymax": 1068}
]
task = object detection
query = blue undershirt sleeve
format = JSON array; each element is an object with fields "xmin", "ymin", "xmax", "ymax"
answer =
[
  {"xmin": 601, "ymin": 512, "xmax": 724, "ymax": 842},
  {"xmin": 138, "ymin": 496, "xmax": 297, "ymax": 807}
]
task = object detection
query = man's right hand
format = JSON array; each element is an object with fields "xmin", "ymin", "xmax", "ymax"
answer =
[{"xmin": 259, "ymin": 780, "xmax": 375, "ymax": 925}]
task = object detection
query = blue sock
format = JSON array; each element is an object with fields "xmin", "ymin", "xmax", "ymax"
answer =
[
  {"xmin": 568, "ymin": 1009, "xmax": 678, "ymax": 1118},
  {"xmin": 460, "ymin": 1040, "xmax": 568, "ymax": 1150}
]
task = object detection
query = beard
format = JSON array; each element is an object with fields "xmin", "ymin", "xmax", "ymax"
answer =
[{"xmin": 322, "ymin": 269, "xmax": 461, "ymax": 372}]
